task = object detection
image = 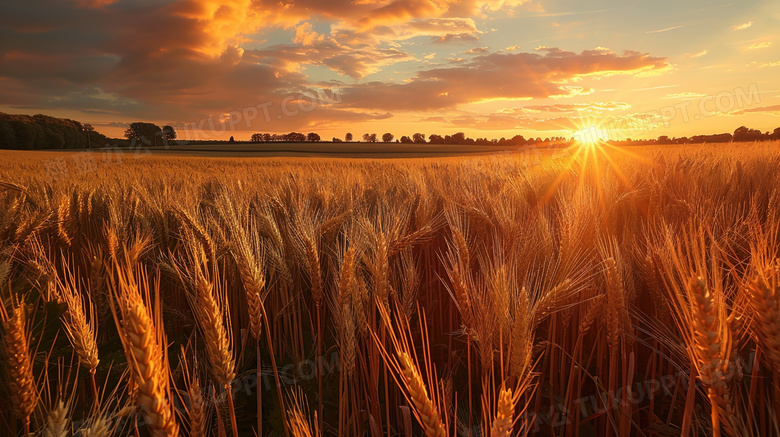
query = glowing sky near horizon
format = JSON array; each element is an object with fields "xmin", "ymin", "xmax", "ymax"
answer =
[{"xmin": 1, "ymin": 0, "xmax": 778, "ymax": 141}]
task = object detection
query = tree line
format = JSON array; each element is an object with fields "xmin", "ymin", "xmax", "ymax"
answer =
[
  {"xmin": 625, "ymin": 126, "xmax": 780, "ymax": 146},
  {"xmin": 250, "ymin": 132, "xmax": 318, "ymax": 142},
  {"xmin": 250, "ymin": 126, "xmax": 780, "ymax": 146},
  {"xmin": 0, "ymin": 112, "xmax": 110, "ymax": 150},
  {"xmin": 250, "ymin": 131, "xmax": 565, "ymax": 146}
]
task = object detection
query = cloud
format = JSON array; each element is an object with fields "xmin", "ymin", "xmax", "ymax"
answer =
[
  {"xmin": 503, "ymin": 102, "xmax": 632, "ymax": 113},
  {"xmin": 340, "ymin": 48, "xmax": 669, "ymax": 111},
  {"xmin": 646, "ymin": 25, "xmax": 684, "ymax": 34},
  {"xmin": 246, "ymin": 42, "xmax": 414, "ymax": 79},
  {"xmin": 294, "ymin": 23, "xmax": 325, "ymax": 46},
  {"xmin": 464, "ymin": 47, "xmax": 489, "ymax": 54},
  {"xmin": 731, "ymin": 21, "xmax": 753, "ymax": 31},
  {"xmin": 747, "ymin": 41, "xmax": 773, "ymax": 50},
  {"xmin": 683, "ymin": 50, "xmax": 708, "ymax": 58},
  {"xmin": 731, "ymin": 104, "xmax": 780, "ymax": 115},
  {"xmin": 434, "ymin": 33, "xmax": 479, "ymax": 43},
  {"xmin": 663, "ymin": 92, "xmax": 708, "ymax": 99},
  {"xmin": 528, "ymin": 6, "xmax": 623, "ymax": 18},
  {"xmin": 73, "ymin": 0, "xmax": 117, "ymax": 8}
]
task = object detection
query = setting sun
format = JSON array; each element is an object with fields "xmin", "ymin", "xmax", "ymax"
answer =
[{"xmin": 573, "ymin": 125, "xmax": 610, "ymax": 146}]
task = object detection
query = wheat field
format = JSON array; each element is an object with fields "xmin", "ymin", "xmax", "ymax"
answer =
[{"xmin": 1, "ymin": 143, "xmax": 779, "ymax": 437}]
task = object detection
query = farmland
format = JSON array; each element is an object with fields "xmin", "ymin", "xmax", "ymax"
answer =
[{"xmin": 1, "ymin": 142, "xmax": 779, "ymax": 437}]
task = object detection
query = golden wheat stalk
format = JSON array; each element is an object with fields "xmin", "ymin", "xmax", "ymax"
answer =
[
  {"xmin": 193, "ymin": 274, "xmax": 236, "ymax": 386},
  {"xmin": 510, "ymin": 287, "xmax": 532, "ymax": 380},
  {"xmin": 286, "ymin": 389, "xmax": 319, "ymax": 437},
  {"xmin": 43, "ymin": 399, "xmax": 69, "ymax": 437},
  {"xmin": 746, "ymin": 262, "xmax": 780, "ymax": 372},
  {"xmin": 370, "ymin": 232, "xmax": 390, "ymax": 308},
  {"xmin": 180, "ymin": 345, "xmax": 207, "ymax": 437},
  {"xmin": 1, "ymin": 298, "xmax": 38, "ymax": 435},
  {"xmin": 302, "ymin": 231, "xmax": 323, "ymax": 307},
  {"xmin": 688, "ymin": 278, "xmax": 736, "ymax": 437},
  {"xmin": 396, "ymin": 351, "xmax": 447, "ymax": 437},
  {"xmin": 187, "ymin": 374, "xmax": 206, "ymax": 437},
  {"xmin": 490, "ymin": 387, "xmax": 515, "ymax": 437},
  {"xmin": 603, "ymin": 258, "xmax": 627, "ymax": 350},
  {"xmin": 80, "ymin": 415, "xmax": 112, "ymax": 437},
  {"xmin": 234, "ymin": 245, "xmax": 266, "ymax": 341},
  {"xmin": 110, "ymin": 265, "xmax": 179, "ymax": 437},
  {"xmin": 175, "ymin": 207, "xmax": 216, "ymax": 267},
  {"xmin": 57, "ymin": 264, "xmax": 100, "ymax": 373},
  {"xmin": 56, "ymin": 195, "xmax": 72, "ymax": 248},
  {"xmin": 337, "ymin": 246, "xmax": 357, "ymax": 376},
  {"xmin": 578, "ymin": 294, "xmax": 604, "ymax": 337}
]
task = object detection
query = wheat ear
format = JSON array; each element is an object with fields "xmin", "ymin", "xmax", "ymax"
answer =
[
  {"xmin": 193, "ymin": 275, "xmax": 236, "ymax": 385},
  {"xmin": 688, "ymin": 278, "xmax": 735, "ymax": 437},
  {"xmin": 80, "ymin": 416, "xmax": 112, "ymax": 437},
  {"xmin": 337, "ymin": 247, "xmax": 357, "ymax": 376},
  {"xmin": 1, "ymin": 299, "xmax": 38, "ymax": 435},
  {"xmin": 286, "ymin": 389, "xmax": 319, "ymax": 437},
  {"xmin": 43, "ymin": 399, "xmax": 69, "ymax": 437},
  {"xmin": 397, "ymin": 351, "xmax": 447, "ymax": 437},
  {"xmin": 746, "ymin": 263, "xmax": 780, "ymax": 371},
  {"xmin": 490, "ymin": 387, "xmax": 515, "ymax": 437},
  {"xmin": 57, "ymin": 264, "xmax": 100, "ymax": 372},
  {"xmin": 111, "ymin": 266, "xmax": 179, "ymax": 437}
]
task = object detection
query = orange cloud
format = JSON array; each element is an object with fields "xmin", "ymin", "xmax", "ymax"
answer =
[
  {"xmin": 73, "ymin": 0, "xmax": 117, "ymax": 8},
  {"xmin": 294, "ymin": 23, "xmax": 326, "ymax": 46},
  {"xmin": 683, "ymin": 50, "xmax": 708, "ymax": 59},
  {"xmin": 731, "ymin": 21, "xmax": 753, "ymax": 31},
  {"xmin": 341, "ymin": 48, "xmax": 669, "ymax": 111},
  {"xmin": 731, "ymin": 104, "xmax": 780, "ymax": 115},
  {"xmin": 747, "ymin": 41, "xmax": 773, "ymax": 50}
]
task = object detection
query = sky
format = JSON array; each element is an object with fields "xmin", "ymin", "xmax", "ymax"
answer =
[{"xmin": 1, "ymin": 0, "xmax": 779, "ymax": 141}]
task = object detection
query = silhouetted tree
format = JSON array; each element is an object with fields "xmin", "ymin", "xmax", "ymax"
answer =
[
  {"xmin": 772, "ymin": 127, "xmax": 780, "ymax": 140},
  {"xmin": 251, "ymin": 133, "xmax": 262, "ymax": 142},
  {"xmin": 428, "ymin": 134, "xmax": 445, "ymax": 144},
  {"xmin": 400, "ymin": 136, "xmax": 413, "ymax": 143},
  {"xmin": 509, "ymin": 135, "xmax": 525, "ymax": 145},
  {"xmin": 690, "ymin": 133, "xmax": 732, "ymax": 143},
  {"xmin": 124, "ymin": 122, "xmax": 162, "ymax": 146},
  {"xmin": 412, "ymin": 133, "xmax": 425, "ymax": 143},
  {"xmin": 345, "ymin": 133, "xmax": 353, "ymax": 142},
  {"xmin": 733, "ymin": 126, "xmax": 764, "ymax": 142},
  {"xmin": 285, "ymin": 132, "xmax": 306, "ymax": 142},
  {"xmin": 382, "ymin": 133, "xmax": 394, "ymax": 142},
  {"xmin": 307, "ymin": 132, "xmax": 321, "ymax": 142},
  {"xmin": 162, "ymin": 125, "xmax": 176, "ymax": 141},
  {"xmin": 82, "ymin": 123, "xmax": 94, "ymax": 148},
  {"xmin": 229, "ymin": 136, "xmax": 235, "ymax": 143}
]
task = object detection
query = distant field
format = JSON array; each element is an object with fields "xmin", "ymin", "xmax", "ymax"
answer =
[
  {"xmin": 155, "ymin": 141, "xmax": 533, "ymax": 157},
  {"xmin": 1, "ymin": 141, "xmax": 779, "ymax": 437}
]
